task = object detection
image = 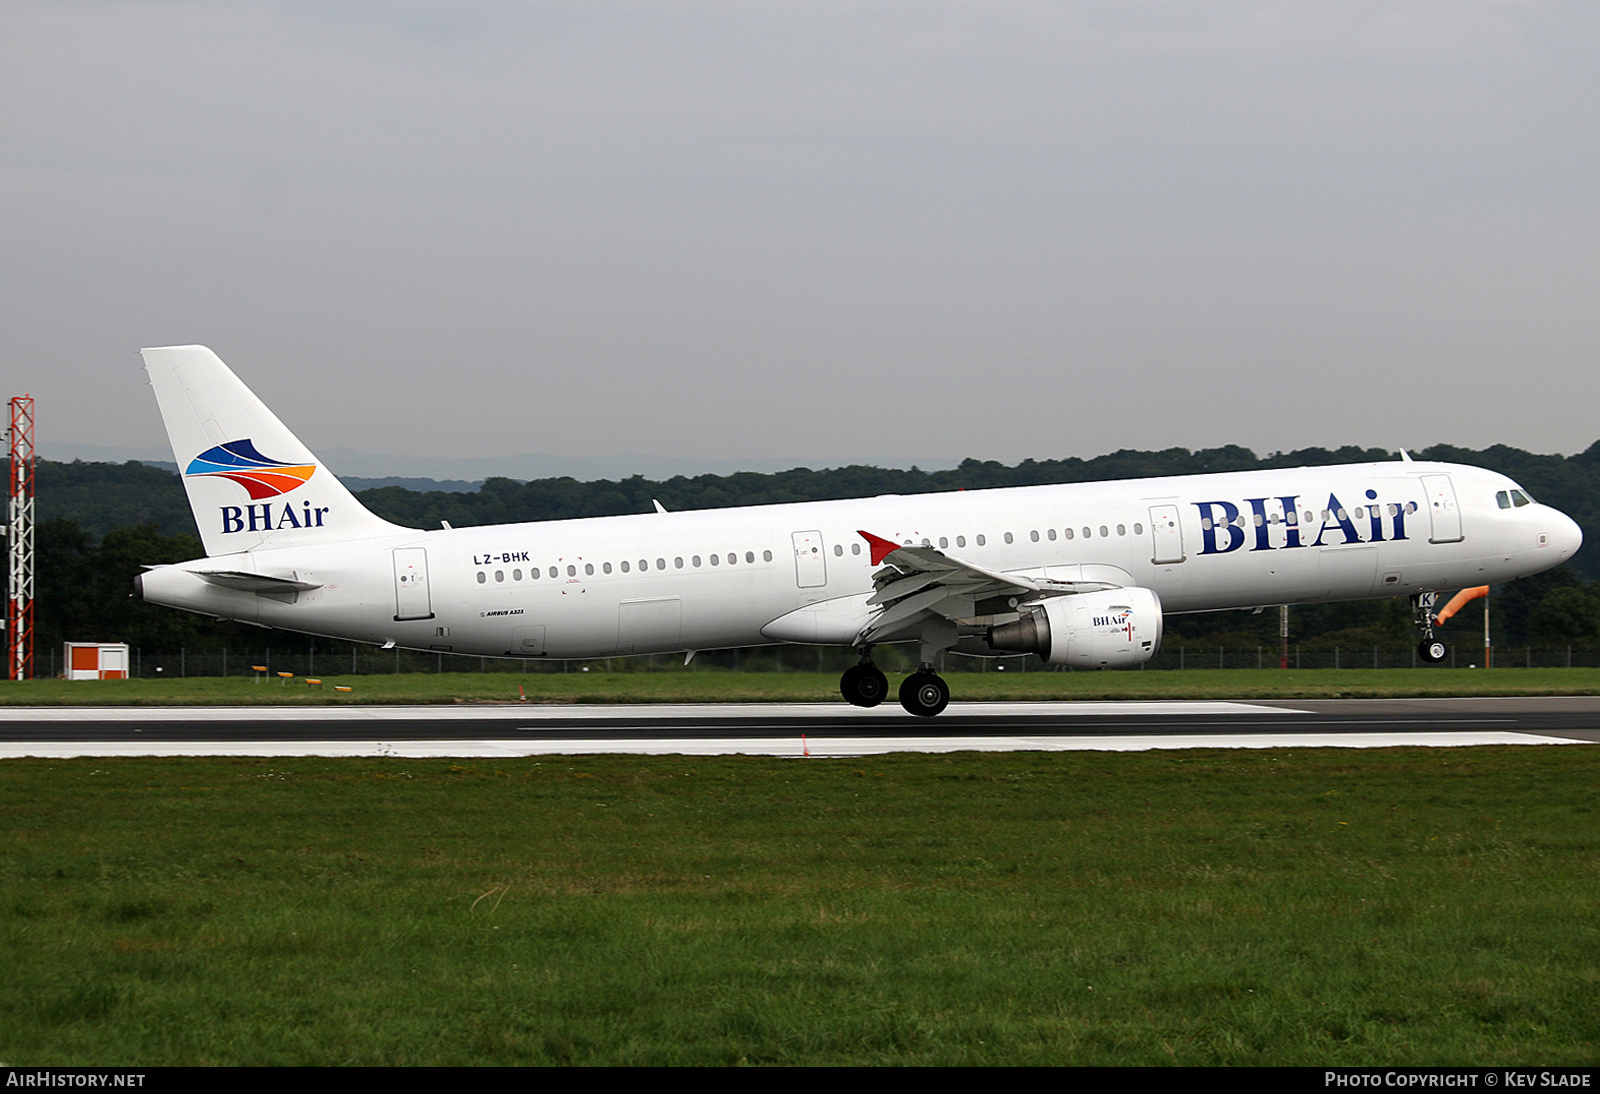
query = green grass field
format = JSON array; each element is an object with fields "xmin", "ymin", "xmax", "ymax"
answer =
[
  {"xmin": 3, "ymin": 666, "xmax": 1600, "ymax": 705},
  {"xmin": 5, "ymin": 670, "xmax": 1598, "ymax": 1064},
  {"xmin": 2, "ymin": 747, "xmax": 1597, "ymax": 1065}
]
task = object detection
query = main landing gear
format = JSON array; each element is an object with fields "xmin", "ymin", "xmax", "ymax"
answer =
[
  {"xmin": 842, "ymin": 623, "xmax": 958, "ymax": 716},
  {"xmin": 840, "ymin": 657, "xmax": 889, "ymax": 708},
  {"xmin": 898, "ymin": 669, "xmax": 950, "ymax": 718},
  {"xmin": 838, "ymin": 654, "xmax": 950, "ymax": 717},
  {"xmin": 1413, "ymin": 592, "xmax": 1449, "ymax": 664}
]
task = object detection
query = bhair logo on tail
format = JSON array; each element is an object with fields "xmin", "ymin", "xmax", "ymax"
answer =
[
  {"xmin": 143, "ymin": 345, "xmax": 411, "ymax": 555},
  {"xmin": 185, "ymin": 440, "xmax": 316, "ymax": 499}
]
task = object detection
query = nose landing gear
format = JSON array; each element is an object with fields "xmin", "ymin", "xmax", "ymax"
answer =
[{"xmin": 1414, "ymin": 592, "xmax": 1449, "ymax": 664}]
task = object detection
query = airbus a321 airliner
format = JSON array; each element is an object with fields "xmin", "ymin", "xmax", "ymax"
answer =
[{"xmin": 135, "ymin": 346, "xmax": 1583, "ymax": 716}]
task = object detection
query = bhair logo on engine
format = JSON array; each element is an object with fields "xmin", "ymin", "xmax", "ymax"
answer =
[{"xmin": 185, "ymin": 439, "xmax": 329, "ymax": 534}]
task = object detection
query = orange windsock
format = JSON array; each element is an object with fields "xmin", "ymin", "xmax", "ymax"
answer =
[{"xmin": 1434, "ymin": 586, "xmax": 1489, "ymax": 626}]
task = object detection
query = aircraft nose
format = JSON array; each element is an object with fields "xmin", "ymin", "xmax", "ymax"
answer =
[{"xmin": 1551, "ymin": 508, "xmax": 1583, "ymax": 563}]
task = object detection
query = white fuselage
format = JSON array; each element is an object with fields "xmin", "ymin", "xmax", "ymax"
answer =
[{"xmin": 138, "ymin": 460, "xmax": 1582, "ymax": 659}]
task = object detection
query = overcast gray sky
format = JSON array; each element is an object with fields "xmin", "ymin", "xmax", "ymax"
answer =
[{"xmin": 4, "ymin": 1, "xmax": 1597, "ymax": 478}]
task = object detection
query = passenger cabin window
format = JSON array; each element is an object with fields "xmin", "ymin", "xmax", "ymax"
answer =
[
  {"xmin": 976, "ymin": 534, "xmax": 986, "ymax": 546},
  {"xmin": 763, "ymin": 550, "xmax": 773, "ymax": 562},
  {"xmin": 476, "ymin": 572, "xmax": 486, "ymax": 584}
]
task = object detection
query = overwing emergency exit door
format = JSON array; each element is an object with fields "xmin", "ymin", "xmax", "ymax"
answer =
[
  {"xmin": 791, "ymin": 530, "xmax": 827, "ymax": 588},
  {"xmin": 1148, "ymin": 504, "xmax": 1185, "ymax": 564}
]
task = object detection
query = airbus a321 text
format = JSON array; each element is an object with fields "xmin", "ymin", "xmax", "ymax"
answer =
[{"xmin": 135, "ymin": 346, "xmax": 1583, "ymax": 716}]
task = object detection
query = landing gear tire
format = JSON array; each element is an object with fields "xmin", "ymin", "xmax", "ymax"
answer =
[
  {"xmin": 840, "ymin": 664, "xmax": 889, "ymax": 708},
  {"xmin": 1419, "ymin": 639, "xmax": 1448, "ymax": 664},
  {"xmin": 898, "ymin": 672, "xmax": 950, "ymax": 718}
]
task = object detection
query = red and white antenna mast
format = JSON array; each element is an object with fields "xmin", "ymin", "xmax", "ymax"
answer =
[{"xmin": 8, "ymin": 395, "xmax": 35, "ymax": 680}]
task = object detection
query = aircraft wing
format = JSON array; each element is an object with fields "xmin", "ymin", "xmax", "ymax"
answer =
[{"xmin": 855, "ymin": 530, "xmax": 1119, "ymax": 644}]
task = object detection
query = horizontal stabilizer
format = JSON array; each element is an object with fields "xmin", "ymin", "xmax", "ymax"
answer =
[{"xmin": 193, "ymin": 570, "xmax": 323, "ymax": 593}]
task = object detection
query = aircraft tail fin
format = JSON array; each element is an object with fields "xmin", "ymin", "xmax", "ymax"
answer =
[{"xmin": 141, "ymin": 345, "xmax": 412, "ymax": 555}]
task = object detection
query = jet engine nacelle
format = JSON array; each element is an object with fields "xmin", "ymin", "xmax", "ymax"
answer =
[{"xmin": 985, "ymin": 587, "xmax": 1163, "ymax": 668}]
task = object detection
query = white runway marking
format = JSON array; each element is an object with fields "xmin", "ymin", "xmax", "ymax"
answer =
[
  {"xmin": 0, "ymin": 731, "xmax": 1578, "ymax": 759},
  {"xmin": 1, "ymin": 701, "xmax": 1589, "ymax": 757}
]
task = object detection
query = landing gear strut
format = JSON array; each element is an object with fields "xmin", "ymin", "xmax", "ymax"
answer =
[
  {"xmin": 1413, "ymin": 592, "xmax": 1449, "ymax": 664},
  {"xmin": 898, "ymin": 668, "xmax": 950, "ymax": 718},
  {"xmin": 840, "ymin": 655, "xmax": 889, "ymax": 708}
]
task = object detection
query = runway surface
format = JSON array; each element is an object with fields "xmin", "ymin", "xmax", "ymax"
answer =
[{"xmin": 3, "ymin": 696, "xmax": 1599, "ymax": 757}]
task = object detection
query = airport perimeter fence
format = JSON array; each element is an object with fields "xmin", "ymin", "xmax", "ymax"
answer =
[{"xmin": 38, "ymin": 642, "xmax": 1600, "ymax": 680}]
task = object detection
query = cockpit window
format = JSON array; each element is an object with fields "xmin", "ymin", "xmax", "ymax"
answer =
[
  {"xmin": 1511, "ymin": 489, "xmax": 1532, "ymax": 507},
  {"xmin": 1496, "ymin": 490, "xmax": 1511, "ymax": 509}
]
